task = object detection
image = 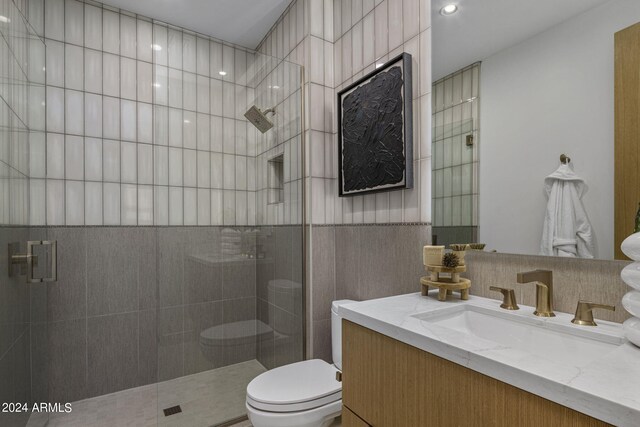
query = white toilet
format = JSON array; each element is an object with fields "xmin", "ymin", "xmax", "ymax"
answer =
[{"xmin": 246, "ymin": 299, "xmax": 354, "ymax": 427}]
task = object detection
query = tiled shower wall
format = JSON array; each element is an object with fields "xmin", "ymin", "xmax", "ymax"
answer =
[
  {"xmin": 257, "ymin": 0, "xmax": 432, "ymax": 359},
  {"xmin": 431, "ymin": 62, "xmax": 479, "ymax": 246},
  {"xmin": 28, "ymin": 0, "xmax": 268, "ymax": 226}
]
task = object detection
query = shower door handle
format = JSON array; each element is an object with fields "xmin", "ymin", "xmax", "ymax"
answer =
[{"xmin": 9, "ymin": 240, "xmax": 57, "ymax": 283}]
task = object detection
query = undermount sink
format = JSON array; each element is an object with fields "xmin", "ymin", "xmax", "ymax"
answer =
[{"xmin": 412, "ymin": 304, "xmax": 625, "ymax": 368}]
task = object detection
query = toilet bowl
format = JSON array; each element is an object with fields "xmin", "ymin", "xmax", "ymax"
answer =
[
  {"xmin": 199, "ymin": 320, "xmax": 273, "ymax": 362},
  {"xmin": 246, "ymin": 299, "xmax": 354, "ymax": 427}
]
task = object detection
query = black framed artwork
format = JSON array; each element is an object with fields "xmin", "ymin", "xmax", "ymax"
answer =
[{"xmin": 337, "ymin": 52, "xmax": 413, "ymax": 197}]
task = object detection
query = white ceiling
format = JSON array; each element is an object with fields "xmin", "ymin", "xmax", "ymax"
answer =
[
  {"xmin": 99, "ymin": 0, "xmax": 291, "ymax": 49},
  {"xmin": 432, "ymin": 0, "xmax": 611, "ymax": 80}
]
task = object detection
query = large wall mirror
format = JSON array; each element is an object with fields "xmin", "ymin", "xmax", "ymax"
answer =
[{"xmin": 431, "ymin": 0, "xmax": 640, "ymax": 261}]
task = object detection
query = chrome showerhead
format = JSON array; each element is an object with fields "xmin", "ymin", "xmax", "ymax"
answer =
[{"xmin": 244, "ymin": 105, "xmax": 275, "ymax": 133}]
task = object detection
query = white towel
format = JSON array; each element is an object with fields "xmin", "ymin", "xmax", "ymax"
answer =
[{"xmin": 539, "ymin": 163, "xmax": 594, "ymax": 258}]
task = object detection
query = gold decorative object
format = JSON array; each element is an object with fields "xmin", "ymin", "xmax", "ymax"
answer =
[
  {"xmin": 468, "ymin": 243, "xmax": 486, "ymax": 251},
  {"xmin": 421, "ymin": 263, "xmax": 470, "ymax": 301},
  {"xmin": 442, "ymin": 252, "xmax": 459, "ymax": 268},
  {"xmin": 423, "ymin": 245, "xmax": 445, "ymax": 266},
  {"xmin": 449, "ymin": 244, "xmax": 467, "ymax": 266}
]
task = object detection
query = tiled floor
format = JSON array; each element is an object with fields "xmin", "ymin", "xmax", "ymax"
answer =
[{"xmin": 28, "ymin": 360, "xmax": 266, "ymax": 427}]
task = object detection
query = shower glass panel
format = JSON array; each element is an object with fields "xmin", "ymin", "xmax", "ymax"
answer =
[
  {"xmin": 152, "ymin": 34, "xmax": 304, "ymax": 425},
  {"xmin": 0, "ymin": 0, "xmax": 47, "ymax": 426}
]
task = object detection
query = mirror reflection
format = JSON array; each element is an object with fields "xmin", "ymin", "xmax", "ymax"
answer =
[{"xmin": 431, "ymin": 0, "xmax": 640, "ymax": 260}]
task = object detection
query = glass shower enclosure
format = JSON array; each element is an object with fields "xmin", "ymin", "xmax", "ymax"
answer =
[{"xmin": 0, "ymin": 0, "xmax": 304, "ymax": 426}]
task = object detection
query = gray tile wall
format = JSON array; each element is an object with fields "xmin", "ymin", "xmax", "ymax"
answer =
[
  {"xmin": 34, "ymin": 226, "xmax": 262, "ymax": 403},
  {"xmin": 310, "ymin": 223, "xmax": 432, "ymax": 361}
]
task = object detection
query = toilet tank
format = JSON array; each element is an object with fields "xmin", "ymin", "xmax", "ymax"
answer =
[{"xmin": 331, "ymin": 299, "xmax": 355, "ymax": 371}]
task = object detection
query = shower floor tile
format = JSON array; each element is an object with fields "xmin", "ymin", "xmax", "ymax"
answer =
[{"xmin": 29, "ymin": 360, "xmax": 266, "ymax": 427}]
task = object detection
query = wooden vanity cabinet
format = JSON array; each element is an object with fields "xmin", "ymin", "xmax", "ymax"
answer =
[{"xmin": 341, "ymin": 320, "xmax": 611, "ymax": 427}]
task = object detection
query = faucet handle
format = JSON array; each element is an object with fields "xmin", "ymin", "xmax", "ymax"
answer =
[
  {"xmin": 571, "ymin": 300, "xmax": 615, "ymax": 326},
  {"xmin": 489, "ymin": 286, "xmax": 519, "ymax": 310}
]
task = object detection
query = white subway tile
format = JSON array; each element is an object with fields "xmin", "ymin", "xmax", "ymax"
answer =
[
  {"xmin": 138, "ymin": 185, "xmax": 153, "ymax": 225},
  {"xmin": 103, "ymin": 53, "xmax": 120, "ymax": 97},
  {"xmin": 30, "ymin": 179, "xmax": 46, "ymax": 225},
  {"xmin": 374, "ymin": 1, "xmax": 388, "ymax": 60},
  {"xmin": 64, "ymin": 44, "xmax": 83, "ymax": 90},
  {"xmin": 46, "ymin": 87, "xmax": 64, "ymax": 132},
  {"xmin": 44, "ymin": 0, "xmax": 64, "ymax": 41},
  {"xmin": 197, "ymin": 37, "xmax": 210, "ymax": 76},
  {"xmin": 183, "ymin": 33, "xmax": 196, "ymax": 73},
  {"xmin": 65, "ymin": 135, "xmax": 83, "ymax": 180},
  {"xmin": 134, "ymin": 103, "xmax": 151, "ymax": 144},
  {"xmin": 168, "ymin": 108, "xmax": 183, "ymax": 147},
  {"xmin": 65, "ymin": 90, "xmax": 84, "ymax": 135},
  {"xmin": 85, "ymin": 137, "xmax": 102, "ymax": 181},
  {"xmin": 184, "ymin": 187, "xmax": 197, "ymax": 225},
  {"xmin": 121, "ymin": 99, "xmax": 137, "ymax": 142},
  {"xmin": 103, "ymin": 139, "xmax": 120, "ymax": 182},
  {"xmin": 168, "ymin": 29, "xmax": 183, "ymax": 69},
  {"xmin": 137, "ymin": 61, "xmax": 153, "ymax": 103},
  {"xmin": 183, "ymin": 110, "xmax": 196, "ymax": 148},
  {"xmin": 120, "ymin": 15, "xmax": 137, "ymax": 58},
  {"xmin": 152, "ymin": 146, "xmax": 167, "ymax": 187},
  {"xmin": 153, "ymin": 24, "xmax": 168, "ymax": 66},
  {"xmin": 46, "ymin": 133, "xmax": 64, "ymax": 179},
  {"xmin": 183, "ymin": 149, "xmax": 197, "ymax": 187},
  {"xmin": 84, "ymin": 49, "xmax": 103, "ymax": 94},
  {"xmin": 65, "ymin": 180, "xmax": 84, "ymax": 225},
  {"xmin": 103, "ymin": 182, "xmax": 120, "ymax": 225},
  {"xmin": 183, "ymin": 72, "xmax": 197, "ymax": 111},
  {"xmin": 210, "ymin": 41, "xmax": 223, "ymax": 77},
  {"xmin": 120, "ymin": 57, "xmax": 137, "ymax": 100},
  {"xmin": 169, "ymin": 187, "xmax": 183, "ymax": 225},
  {"xmin": 121, "ymin": 184, "xmax": 137, "ymax": 225},
  {"xmin": 84, "ymin": 5, "xmax": 102, "ymax": 49},
  {"xmin": 197, "ymin": 75, "xmax": 210, "ymax": 113},
  {"xmin": 153, "ymin": 105, "xmax": 168, "ymax": 145},
  {"xmin": 197, "ymin": 188, "xmax": 210, "ymax": 225},
  {"xmin": 46, "ymin": 180, "xmax": 65, "ymax": 225},
  {"xmin": 137, "ymin": 20, "xmax": 153, "ymax": 62},
  {"xmin": 138, "ymin": 144, "xmax": 153, "ymax": 184},
  {"xmin": 154, "ymin": 65, "xmax": 168, "ymax": 106},
  {"xmin": 168, "ymin": 68, "xmax": 183, "ymax": 108},
  {"xmin": 168, "ymin": 147, "xmax": 183, "ymax": 186},
  {"xmin": 197, "ymin": 150, "xmax": 210, "ymax": 188},
  {"xmin": 46, "ymin": 40, "xmax": 64, "ymax": 87},
  {"xmin": 223, "ymin": 153, "xmax": 235, "ymax": 189},
  {"xmin": 210, "ymin": 152, "xmax": 223, "ymax": 188},
  {"xmin": 103, "ymin": 10, "xmax": 120, "ymax": 55},
  {"xmin": 197, "ymin": 113, "xmax": 210, "ymax": 151},
  {"xmin": 121, "ymin": 141, "xmax": 137, "ymax": 183},
  {"xmin": 154, "ymin": 186, "xmax": 168, "ymax": 225}
]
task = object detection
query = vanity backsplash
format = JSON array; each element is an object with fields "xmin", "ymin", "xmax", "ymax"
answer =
[{"xmin": 464, "ymin": 251, "xmax": 630, "ymax": 323}]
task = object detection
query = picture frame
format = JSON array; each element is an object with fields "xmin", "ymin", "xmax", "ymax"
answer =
[{"xmin": 337, "ymin": 52, "xmax": 413, "ymax": 197}]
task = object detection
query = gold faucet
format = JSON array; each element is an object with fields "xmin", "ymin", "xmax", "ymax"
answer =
[
  {"xmin": 516, "ymin": 270, "xmax": 555, "ymax": 317},
  {"xmin": 571, "ymin": 301, "xmax": 615, "ymax": 326},
  {"xmin": 489, "ymin": 286, "xmax": 519, "ymax": 310}
]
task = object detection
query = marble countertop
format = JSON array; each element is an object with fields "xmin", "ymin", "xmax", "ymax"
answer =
[{"xmin": 339, "ymin": 292, "xmax": 640, "ymax": 426}]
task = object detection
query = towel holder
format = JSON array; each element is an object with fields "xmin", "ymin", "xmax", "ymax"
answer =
[{"xmin": 560, "ymin": 154, "xmax": 571, "ymax": 164}]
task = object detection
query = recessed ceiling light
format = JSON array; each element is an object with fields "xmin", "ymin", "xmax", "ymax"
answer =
[
  {"xmin": 219, "ymin": 70, "xmax": 227, "ymax": 76},
  {"xmin": 0, "ymin": 16, "xmax": 11, "ymax": 23},
  {"xmin": 151, "ymin": 44, "xmax": 162, "ymax": 51},
  {"xmin": 440, "ymin": 4, "xmax": 458, "ymax": 15}
]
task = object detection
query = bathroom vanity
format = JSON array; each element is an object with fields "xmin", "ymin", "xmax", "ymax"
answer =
[{"xmin": 339, "ymin": 294, "xmax": 640, "ymax": 427}]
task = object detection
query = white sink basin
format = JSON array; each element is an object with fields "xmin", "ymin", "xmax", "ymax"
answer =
[{"xmin": 413, "ymin": 304, "xmax": 625, "ymax": 368}]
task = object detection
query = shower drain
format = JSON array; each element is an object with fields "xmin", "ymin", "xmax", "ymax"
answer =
[{"xmin": 163, "ymin": 405, "xmax": 182, "ymax": 416}]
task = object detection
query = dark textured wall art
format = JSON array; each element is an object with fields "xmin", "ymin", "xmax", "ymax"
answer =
[{"xmin": 337, "ymin": 53, "xmax": 413, "ymax": 196}]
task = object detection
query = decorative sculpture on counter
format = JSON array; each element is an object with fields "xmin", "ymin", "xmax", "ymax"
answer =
[
  {"xmin": 421, "ymin": 246, "xmax": 471, "ymax": 301},
  {"xmin": 621, "ymin": 233, "xmax": 640, "ymax": 348}
]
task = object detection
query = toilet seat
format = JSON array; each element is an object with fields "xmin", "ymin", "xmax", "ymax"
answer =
[{"xmin": 246, "ymin": 359, "xmax": 341, "ymax": 413}]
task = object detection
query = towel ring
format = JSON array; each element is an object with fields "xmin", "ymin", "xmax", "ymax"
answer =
[{"xmin": 560, "ymin": 154, "xmax": 570, "ymax": 164}]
